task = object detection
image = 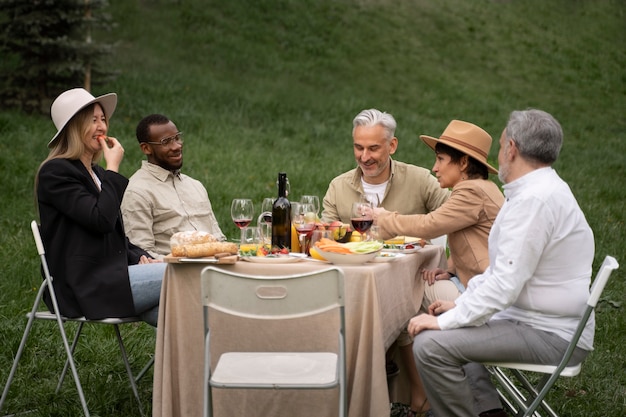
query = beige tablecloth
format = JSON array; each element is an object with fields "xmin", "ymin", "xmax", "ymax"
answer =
[{"xmin": 153, "ymin": 245, "xmax": 446, "ymax": 417}]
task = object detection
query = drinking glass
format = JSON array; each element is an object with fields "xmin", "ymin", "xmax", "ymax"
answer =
[
  {"xmin": 300, "ymin": 195, "xmax": 320, "ymax": 218},
  {"xmin": 363, "ymin": 193, "xmax": 380, "ymax": 208},
  {"xmin": 351, "ymin": 200, "xmax": 373, "ymax": 239},
  {"xmin": 231, "ymin": 198, "xmax": 254, "ymax": 244},
  {"xmin": 240, "ymin": 226, "xmax": 262, "ymax": 253},
  {"xmin": 261, "ymin": 197, "xmax": 274, "ymax": 220},
  {"xmin": 258, "ymin": 197, "xmax": 274, "ymax": 245},
  {"xmin": 291, "ymin": 202, "xmax": 316, "ymax": 254}
]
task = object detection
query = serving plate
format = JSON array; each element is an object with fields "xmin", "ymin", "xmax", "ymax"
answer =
[
  {"xmin": 241, "ymin": 254, "xmax": 303, "ymax": 264},
  {"xmin": 371, "ymin": 252, "xmax": 406, "ymax": 263},
  {"xmin": 314, "ymin": 248, "xmax": 381, "ymax": 265},
  {"xmin": 164, "ymin": 254, "xmax": 238, "ymax": 264},
  {"xmin": 381, "ymin": 245, "xmax": 421, "ymax": 254}
]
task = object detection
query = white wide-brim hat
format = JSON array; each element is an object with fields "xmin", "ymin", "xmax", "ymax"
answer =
[
  {"xmin": 420, "ymin": 120, "xmax": 498, "ymax": 174},
  {"xmin": 48, "ymin": 88, "xmax": 117, "ymax": 148}
]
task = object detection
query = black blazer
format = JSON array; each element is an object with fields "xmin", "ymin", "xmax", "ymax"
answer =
[{"xmin": 37, "ymin": 158, "xmax": 150, "ymax": 319}]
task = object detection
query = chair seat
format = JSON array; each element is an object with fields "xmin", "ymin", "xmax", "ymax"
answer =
[
  {"xmin": 29, "ymin": 311, "xmax": 142, "ymax": 324},
  {"xmin": 211, "ymin": 352, "xmax": 339, "ymax": 388},
  {"xmin": 484, "ymin": 361, "xmax": 581, "ymax": 377}
]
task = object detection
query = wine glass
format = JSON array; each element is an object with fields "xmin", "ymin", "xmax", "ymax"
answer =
[
  {"xmin": 231, "ymin": 198, "xmax": 254, "ymax": 245},
  {"xmin": 291, "ymin": 202, "xmax": 316, "ymax": 254},
  {"xmin": 300, "ymin": 195, "xmax": 320, "ymax": 218},
  {"xmin": 363, "ymin": 193, "xmax": 380, "ymax": 208},
  {"xmin": 351, "ymin": 201, "xmax": 373, "ymax": 240},
  {"xmin": 258, "ymin": 197, "xmax": 274, "ymax": 245}
]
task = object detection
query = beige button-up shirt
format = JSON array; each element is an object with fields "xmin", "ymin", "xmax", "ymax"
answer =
[{"xmin": 121, "ymin": 161, "xmax": 225, "ymax": 259}]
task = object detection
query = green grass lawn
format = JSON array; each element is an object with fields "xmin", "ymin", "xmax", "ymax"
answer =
[{"xmin": 1, "ymin": 0, "xmax": 624, "ymax": 415}]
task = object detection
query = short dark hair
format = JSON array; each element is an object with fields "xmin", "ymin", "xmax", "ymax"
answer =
[
  {"xmin": 136, "ymin": 114, "xmax": 171, "ymax": 143},
  {"xmin": 435, "ymin": 142, "xmax": 488, "ymax": 180}
]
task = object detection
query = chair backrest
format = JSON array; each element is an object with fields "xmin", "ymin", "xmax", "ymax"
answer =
[
  {"xmin": 587, "ymin": 255, "xmax": 619, "ymax": 308},
  {"xmin": 31, "ymin": 220, "xmax": 66, "ymax": 318},
  {"xmin": 201, "ymin": 266, "xmax": 345, "ymax": 320},
  {"xmin": 201, "ymin": 265, "xmax": 346, "ymax": 358}
]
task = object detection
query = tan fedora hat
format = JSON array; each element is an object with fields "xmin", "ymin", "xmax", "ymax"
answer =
[
  {"xmin": 48, "ymin": 88, "xmax": 117, "ymax": 148},
  {"xmin": 420, "ymin": 120, "xmax": 498, "ymax": 174}
]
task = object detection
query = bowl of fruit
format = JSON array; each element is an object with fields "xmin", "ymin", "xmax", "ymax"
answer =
[{"xmin": 327, "ymin": 221, "xmax": 353, "ymax": 243}]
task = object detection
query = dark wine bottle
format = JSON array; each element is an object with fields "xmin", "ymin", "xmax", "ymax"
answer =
[{"xmin": 271, "ymin": 172, "xmax": 291, "ymax": 250}]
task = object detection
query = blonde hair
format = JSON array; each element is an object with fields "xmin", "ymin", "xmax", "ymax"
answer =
[{"xmin": 34, "ymin": 103, "xmax": 108, "ymax": 212}]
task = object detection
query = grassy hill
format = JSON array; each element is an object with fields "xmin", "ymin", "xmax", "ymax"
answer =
[{"xmin": 0, "ymin": 0, "xmax": 624, "ymax": 415}]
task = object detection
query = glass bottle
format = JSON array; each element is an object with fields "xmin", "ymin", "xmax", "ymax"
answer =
[{"xmin": 271, "ymin": 172, "xmax": 291, "ymax": 250}]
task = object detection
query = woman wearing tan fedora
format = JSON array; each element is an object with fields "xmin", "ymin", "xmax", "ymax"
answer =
[
  {"xmin": 375, "ymin": 120, "xmax": 505, "ymax": 417},
  {"xmin": 35, "ymin": 88, "xmax": 166, "ymax": 326}
]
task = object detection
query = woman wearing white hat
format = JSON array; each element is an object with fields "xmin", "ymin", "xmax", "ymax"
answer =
[
  {"xmin": 376, "ymin": 120, "xmax": 505, "ymax": 417},
  {"xmin": 35, "ymin": 88, "xmax": 165, "ymax": 326}
]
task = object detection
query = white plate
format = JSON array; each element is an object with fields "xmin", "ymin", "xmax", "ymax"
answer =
[
  {"xmin": 241, "ymin": 255, "xmax": 303, "ymax": 264},
  {"xmin": 315, "ymin": 249, "xmax": 381, "ymax": 265},
  {"xmin": 381, "ymin": 245, "xmax": 421, "ymax": 254},
  {"xmin": 371, "ymin": 252, "xmax": 406, "ymax": 263}
]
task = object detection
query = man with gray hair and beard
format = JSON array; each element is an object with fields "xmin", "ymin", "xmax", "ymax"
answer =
[
  {"xmin": 407, "ymin": 109, "xmax": 595, "ymax": 417},
  {"xmin": 321, "ymin": 108, "xmax": 449, "ymax": 223}
]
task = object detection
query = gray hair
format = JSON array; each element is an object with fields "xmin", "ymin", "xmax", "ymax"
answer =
[
  {"xmin": 505, "ymin": 109, "xmax": 563, "ymax": 165},
  {"xmin": 352, "ymin": 109, "xmax": 397, "ymax": 141}
]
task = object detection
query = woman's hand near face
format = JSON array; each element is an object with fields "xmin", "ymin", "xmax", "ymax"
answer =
[{"xmin": 97, "ymin": 136, "xmax": 124, "ymax": 173}]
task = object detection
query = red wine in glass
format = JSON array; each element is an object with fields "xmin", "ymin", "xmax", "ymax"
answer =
[
  {"xmin": 234, "ymin": 218, "xmax": 252, "ymax": 229},
  {"xmin": 351, "ymin": 218, "xmax": 373, "ymax": 234},
  {"xmin": 295, "ymin": 223, "xmax": 316, "ymax": 235}
]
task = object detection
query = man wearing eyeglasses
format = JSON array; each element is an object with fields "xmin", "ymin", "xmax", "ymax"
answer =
[{"xmin": 121, "ymin": 114, "xmax": 225, "ymax": 259}]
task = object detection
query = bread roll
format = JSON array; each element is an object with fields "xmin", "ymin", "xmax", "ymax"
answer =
[{"xmin": 170, "ymin": 231, "xmax": 237, "ymax": 258}]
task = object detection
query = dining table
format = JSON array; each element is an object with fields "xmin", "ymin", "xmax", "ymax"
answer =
[{"xmin": 152, "ymin": 244, "xmax": 447, "ymax": 417}]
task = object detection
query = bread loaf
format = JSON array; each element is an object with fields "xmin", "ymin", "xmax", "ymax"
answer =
[{"xmin": 170, "ymin": 231, "xmax": 238, "ymax": 258}]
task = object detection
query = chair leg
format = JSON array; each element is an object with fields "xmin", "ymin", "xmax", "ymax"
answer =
[
  {"xmin": 56, "ymin": 321, "xmax": 85, "ymax": 393},
  {"xmin": 53, "ymin": 317, "xmax": 90, "ymax": 416},
  {"xmin": 490, "ymin": 366, "xmax": 562, "ymax": 417},
  {"xmin": 0, "ymin": 308, "xmax": 39, "ymax": 412},
  {"xmin": 134, "ymin": 357, "xmax": 155, "ymax": 383},
  {"xmin": 113, "ymin": 324, "xmax": 145, "ymax": 417}
]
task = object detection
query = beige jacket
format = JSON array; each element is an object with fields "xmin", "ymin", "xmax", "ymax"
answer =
[{"xmin": 376, "ymin": 179, "xmax": 504, "ymax": 287}]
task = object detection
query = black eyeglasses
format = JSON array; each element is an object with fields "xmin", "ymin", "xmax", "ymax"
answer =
[{"xmin": 146, "ymin": 132, "xmax": 184, "ymax": 147}]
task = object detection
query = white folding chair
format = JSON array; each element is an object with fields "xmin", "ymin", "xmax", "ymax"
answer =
[
  {"xmin": 483, "ymin": 255, "xmax": 619, "ymax": 417},
  {"xmin": 201, "ymin": 266, "xmax": 347, "ymax": 417},
  {"xmin": 0, "ymin": 221, "xmax": 154, "ymax": 417}
]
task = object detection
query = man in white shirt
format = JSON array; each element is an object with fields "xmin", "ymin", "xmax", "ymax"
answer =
[
  {"xmin": 407, "ymin": 109, "xmax": 595, "ymax": 416},
  {"xmin": 122, "ymin": 114, "xmax": 225, "ymax": 259}
]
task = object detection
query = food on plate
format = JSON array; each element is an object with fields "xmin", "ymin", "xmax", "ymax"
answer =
[
  {"xmin": 314, "ymin": 238, "xmax": 353, "ymax": 254},
  {"xmin": 314, "ymin": 238, "xmax": 383, "ymax": 254},
  {"xmin": 170, "ymin": 230, "xmax": 238, "ymax": 258},
  {"xmin": 383, "ymin": 236, "xmax": 427, "ymax": 250},
  {"xmin": 343, "ymin": 240, "xmax": 384, "ymax": 253},
  {"xmin": 384, "ymin": 236, "xmax": 405, "ymax": 245},
  {"xmin": 239, "ymin": 245, "xmax": 289, "ymax": 257},
  {"xmin": 308, "ymin": 246, "xmax": 327, "ymax": 261}
]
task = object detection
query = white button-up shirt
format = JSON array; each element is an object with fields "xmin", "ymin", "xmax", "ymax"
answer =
[{"xmin": 438, "ymin": 167, "xmax": 595, "ymax": 350}]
